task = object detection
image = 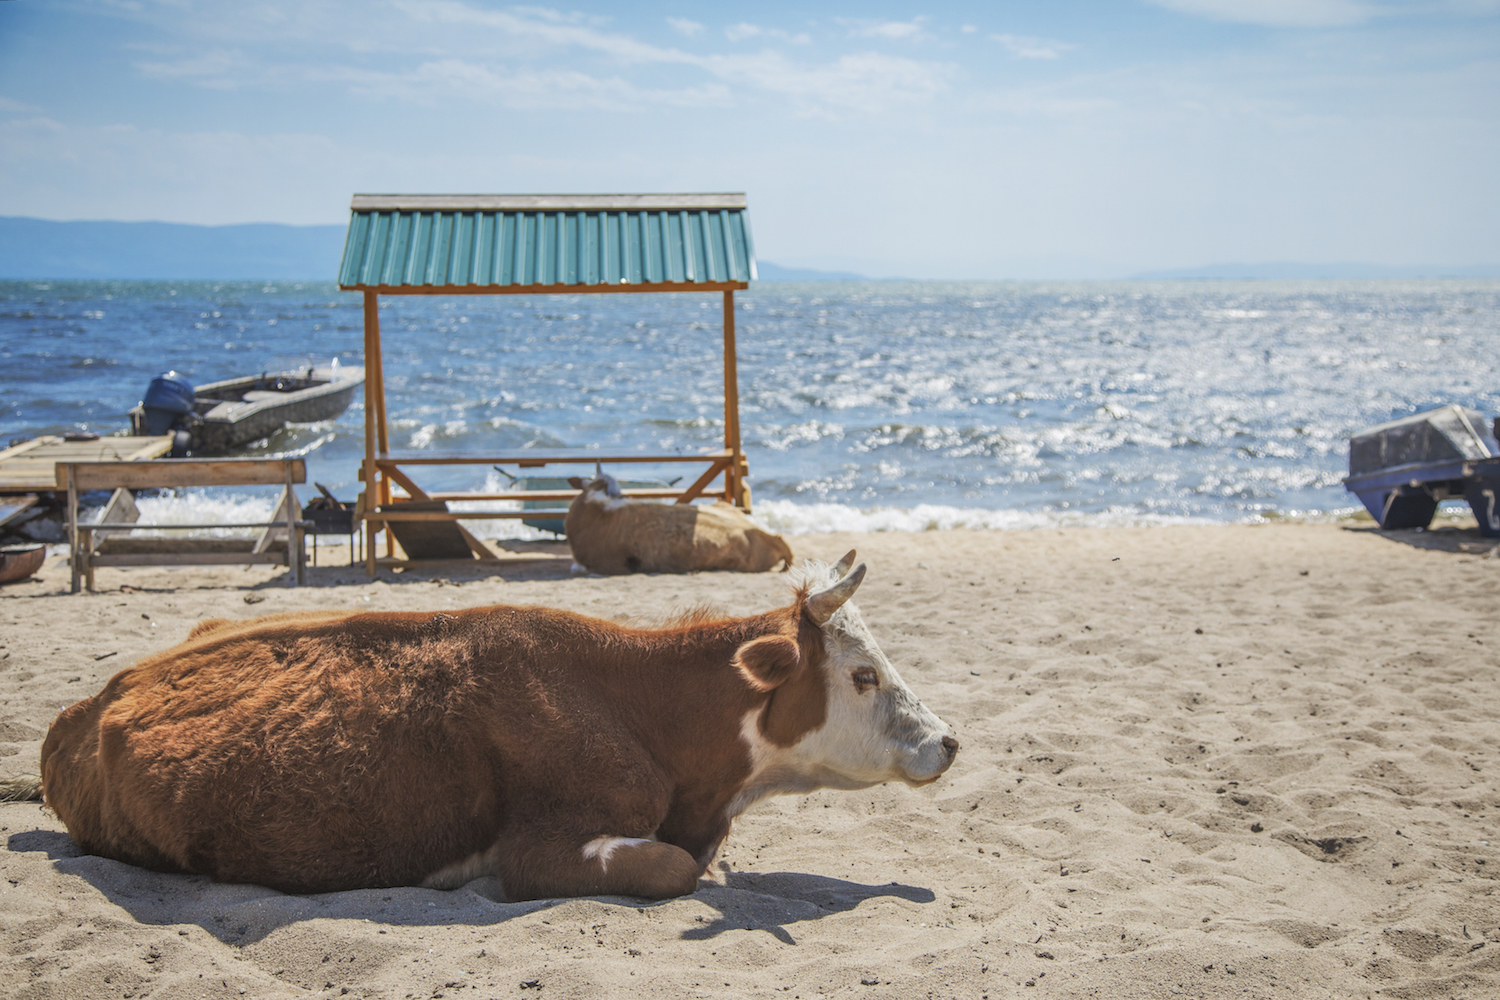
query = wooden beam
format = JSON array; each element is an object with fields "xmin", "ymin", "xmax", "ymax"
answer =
[
  {"xmin": 66, "ymin": 463, "xmax": 80, "ymax": 594},
  {"xmin": 381, "ymin": 466, "xmax": 433, "ymax": 501},
  {"xmin": 338, "ymin": 281, "xmax": 748, "ymax": 297},
  {"xmin": 57, "ymin": 459, "xmax": 307, "ymax": 492},
  {"xmin": 363, "ymin": 290, "xmax": 382, "ymax": 577},
  {"xmin": 675, "ymin": 459, "xmax": 729, "ymax": 505},
  {"xmin": 722, "ymin": 289, "xmax": 747, "ymax": 507},
  {"xmin": 377, "ymin": 450, "xmax": 731, "ymax": 467}
]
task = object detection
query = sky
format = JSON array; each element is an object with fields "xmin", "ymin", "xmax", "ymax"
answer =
[{"xmin": 0, "ymin": 0, "xmax": 1497, "ymax": 278}]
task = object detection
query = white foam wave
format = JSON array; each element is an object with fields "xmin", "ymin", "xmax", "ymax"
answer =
[
  {"xmin": 750, "ymin": 499, "xmax": 1219, "ymax": 534},
  {"xmin": 87, "ymin": 488, "xmax": 1376, "ymax": 549},
  {"xmin": 120, "ymin": 493, "xmax": 277, "ymax": 538}
]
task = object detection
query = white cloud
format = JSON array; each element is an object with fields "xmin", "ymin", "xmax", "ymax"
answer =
[
  {"xmin": 991, "ymin": 34, "xmax": 1074, "ymax": 59},
  {"xmin": 321, "ymin": 58, "xmax": 732, "ymax": 112},
  {"xmin": 724, "ymin": 22, "xmax": 811, "ymax": 45},
  {"xmin": 667, "ymin": 17, "xmax": 703, "ymax": 37},
  {"xmin": 701, "ymin": 50, "xmax": 950, "ymax": 114},
  {"xmin": 843, "ymin": 17, "xmax": 928, "ymax": 41},
  {"xmin": 134, "ymin": 49, "xmax": 261, "ymax": 89},
  {"xmin": 1147, "ymin": 0, "xmax": 1377, "ymax": 27},
  {"xmin": 0, "ymin": 96, "xmax": 46, "ymax": 114}
]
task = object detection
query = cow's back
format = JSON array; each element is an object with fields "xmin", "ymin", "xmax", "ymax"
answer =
[
  {"xmin": 567, "ymin": 502, "xmax": 791, "ymax": 574},
  {"xmin": 565, "ymin": 502, "xmax": 700, "ymax": 574},
  {"xmin": 691, "ymin": 504, "xmax": 794, "ymax": 572},
  {"xmin": 40, "ymin": 606, "xmax": 632, "ymax": 893}
]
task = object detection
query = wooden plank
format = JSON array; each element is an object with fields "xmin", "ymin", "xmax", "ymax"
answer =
[
  {"xmin": 376, "ymin": 450, "xmax": 730, "ymax": 466},
  {"xmin": 84, "ymin": 522, "xmax": 307, "ymax": 531},
  {"xmin": 92, "ymin": 489, "xmax": 139, "ymax": 556},
  {"xmin": 382, "ymin": 466, "xmax": 432, "ymax": 501},
  {"xmin": 91, "ymin": 553, "xmax": 288, "ymax": 567},
  {"xmin": 59, "ymin": 458, "xmax": 307, "ymax": 491},
  {"xmin": 402, "ymin": 488, "xmax": 684, "ymax": 502},
  {"xmin": 0, "ymin": 436, "xmax": 175, "ymax": 492},
  {"xmin": 123, "ymin": 437, "xmax": 174, "ymax": 461},
  {"xmin": 95, "ymin": 537, "xmax": 259, "ymax": 555},
  {"xmin": 676, "ymin": 459, "xmax": 730, "ymax": 505},
  {"xmin": 366, "ymin": 510, "xmax": 558, "ymax": 521},
  {"xmin": 0, "ymin": 436, "xmax": 55, "ymax": 463},
  {"xmin": 0, "ymin": 495, "xmax": 38, "ymax": 529},
  {"xmin": 380, "ymin": 499, "xmax": 473, "ymax": 560}
]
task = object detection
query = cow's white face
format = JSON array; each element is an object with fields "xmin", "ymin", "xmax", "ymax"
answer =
[
  {"xmin": 732, "ymin": 554, "xmax": 958, "ymax": 814},
  {"xmin": 805, "ymin": 598, "xmax": 957, "ymax": 788}
]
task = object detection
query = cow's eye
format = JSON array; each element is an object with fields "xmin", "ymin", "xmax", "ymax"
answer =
[{"xmin": 852, "ymin": 667, "xmax": 879, "ymax": 693}]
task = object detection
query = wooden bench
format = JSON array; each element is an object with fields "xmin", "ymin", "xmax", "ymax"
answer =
[{"xmin": 57, "ymin": 458, "xmax": 309, "ymax": 593}]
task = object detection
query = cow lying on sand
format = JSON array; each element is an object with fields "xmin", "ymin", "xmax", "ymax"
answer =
[
  {"xmin": 39, "ymin": 553, "xmax": 957, "ymax": 900},
  {"xmin": 564, "ymin": 473, "xmax": 794, "ymax": 574}
]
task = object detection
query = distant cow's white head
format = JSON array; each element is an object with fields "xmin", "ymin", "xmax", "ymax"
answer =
[
  {"xmin": 568, "ymin": 473, "xmax": 624, "ymax": 504},
  {"xmin": 731, "ymin": 551, "xmax": 959, "ymax": 814}
]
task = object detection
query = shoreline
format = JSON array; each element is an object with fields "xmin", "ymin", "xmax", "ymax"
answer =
[{"xmin": 2, "ymin": 521, "xmax": 1498, "ymax": 998}]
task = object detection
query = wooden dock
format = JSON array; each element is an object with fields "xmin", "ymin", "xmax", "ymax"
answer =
[{"xmin": 0, "ymin": 435, "xmax": 174, "ymax": 494}]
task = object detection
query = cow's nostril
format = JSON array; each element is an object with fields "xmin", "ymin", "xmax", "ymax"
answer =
[{"xmin": 941, "ymin": 736, "xmax": 959, "ymax": 758}]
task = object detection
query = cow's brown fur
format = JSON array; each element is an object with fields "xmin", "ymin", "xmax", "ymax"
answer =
[
  {"xmin": 40, "ymin": 596, "xmax": 829, "ymax": 901},
  {"xmin": 564, "ymin": 476, "xmax": 794, "ymax": 575}
]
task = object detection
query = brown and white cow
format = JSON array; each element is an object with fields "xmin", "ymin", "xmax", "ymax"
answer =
[
  {"xmin": 40, "ymin": 553, "xmax": 957, "ymax": 901},
  {"xmin": 564, "ymin": 473, "xmax": 794, "ymax": 574}
]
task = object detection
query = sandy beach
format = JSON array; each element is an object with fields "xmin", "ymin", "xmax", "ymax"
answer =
[{"xmin": 1, "ymin": 521, "xmax": 1497, "ymax": 999}]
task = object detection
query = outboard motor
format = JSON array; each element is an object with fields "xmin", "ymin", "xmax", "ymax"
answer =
[{"xmin": 139, "ymin": 372, "xmax": 196, "ymax": 456}]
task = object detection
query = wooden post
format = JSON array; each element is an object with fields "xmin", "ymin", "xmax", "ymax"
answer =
[
  {"xmin": 285, "ymin": 460, "xmax": 303, "ymax": 586},
  {"xmin": 362, "ymin": 291, "xmax": 381, "ymax": 576},
  {"xmin": 722, "ymin": 289, "xmax": 747, "ymax": 508},
  {"xmin": 65, "ymin": 464, "xmax": 80, "ymax": 593}
]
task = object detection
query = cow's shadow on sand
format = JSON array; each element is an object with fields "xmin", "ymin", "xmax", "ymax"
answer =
[
  {"xmin": 685, "ymin": 869, "xmax": 935, "ymax": 944},
  {"xmin": 9, "ymin": 829, "xmax": 933, "ymax": 947}
]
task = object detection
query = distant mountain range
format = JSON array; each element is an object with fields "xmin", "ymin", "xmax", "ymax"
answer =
[
  {"xmin": 0, "ymin": 216, "xmax": 348, "ymax": 280},
  {"xmin": 754, "ymin": 260, "xmax": 870, "ymax": 282},
  {"xmin": 1128, "ymin": 261, "xmax": 1500, "ymax": 280},
  {"xmin": 1, "ymin": 216, "xmax": 1494, "ymax": 282}
]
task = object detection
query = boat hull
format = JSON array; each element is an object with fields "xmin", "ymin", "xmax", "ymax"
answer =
[
  {"xmin": 129, "ymin": 368, "xmax": 362, "ymax": 455},
  {"xmin": 0, "ymin": 544, "xmax": 46, "ymax": 585}
]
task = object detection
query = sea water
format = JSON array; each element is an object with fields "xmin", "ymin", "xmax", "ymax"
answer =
[{"xmin": 4, "ymin": 278, "xmax": 1499, "ymax": 537}]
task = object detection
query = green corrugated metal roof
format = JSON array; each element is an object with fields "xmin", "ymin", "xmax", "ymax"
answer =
[{"xmin": 338, "ymin": 194, "xmax": 756, "ymax": 290}]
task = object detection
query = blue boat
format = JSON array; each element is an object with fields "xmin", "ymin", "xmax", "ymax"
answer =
[{"xmin": 1343, "ymin": 405, "xmax": 1500, "ymax": 536}]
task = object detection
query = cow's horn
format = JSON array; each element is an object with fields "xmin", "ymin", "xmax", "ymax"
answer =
[
  {"xmin": 806, "ymin": 562, "xmax": 866, "ymax": 625},
  {"xmin": 832, "ymin": 549, "xmax": 857, "ymax": 578}
]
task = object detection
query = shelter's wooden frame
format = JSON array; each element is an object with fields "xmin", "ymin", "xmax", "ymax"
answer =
[{"xmin": 346, "ymin": 280, "xmax": 750, "ymax": 575}]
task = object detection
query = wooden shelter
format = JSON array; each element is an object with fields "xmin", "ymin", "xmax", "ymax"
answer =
[{"xmin": 337, "ymin": 193, "xmax": 757, "ymax": 574}]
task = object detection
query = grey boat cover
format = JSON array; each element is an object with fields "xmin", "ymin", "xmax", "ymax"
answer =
[{"xmin": 1348, "ymin": 405, "xmax": 1497, "ymax": 476}]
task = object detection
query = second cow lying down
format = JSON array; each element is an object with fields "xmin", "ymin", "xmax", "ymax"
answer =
[
  {"xmin": 565, "ymin": 473, "xmax": 794, "ymax": 574},
  {"xmin": 39, "ymin": 553, "xmax": 958, "ymax": 900}
]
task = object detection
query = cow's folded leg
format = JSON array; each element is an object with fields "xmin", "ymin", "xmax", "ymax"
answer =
[{"xmin": 498, "ymin": 835, "xmax": 702, "ymax": 902}]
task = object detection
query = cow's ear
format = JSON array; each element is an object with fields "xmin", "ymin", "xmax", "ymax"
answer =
[
  {"xmin": 733, "ymin": 634, "xmax": 801, "ymax": 691},
  {"xmin": 567, "ymin": 477, "xmax": 586, "ymax": 490}
]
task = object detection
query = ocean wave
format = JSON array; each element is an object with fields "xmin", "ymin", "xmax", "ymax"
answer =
[{"xmin": 749, "ymin": 499, "xmax": 1219, "ymax": 534}]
